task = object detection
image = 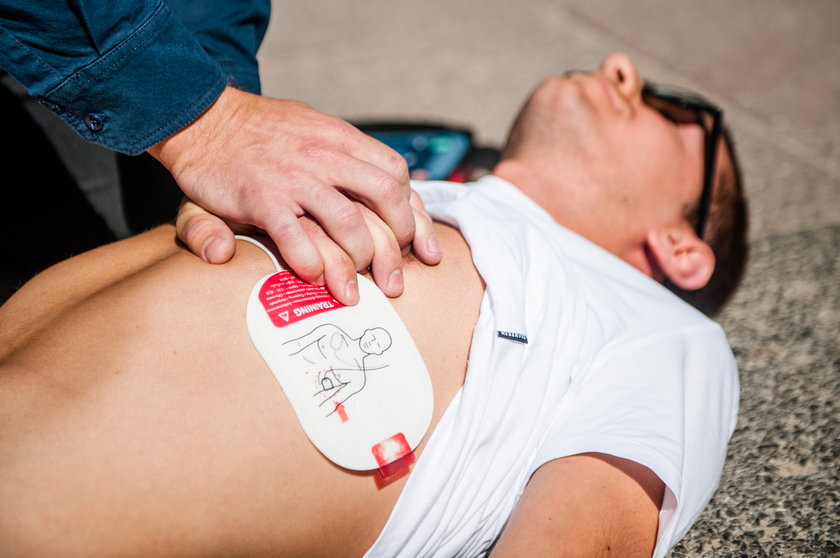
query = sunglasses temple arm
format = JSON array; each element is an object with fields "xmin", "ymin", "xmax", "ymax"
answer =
[{"xmin": 696, "ymin": 112, "xmax": 722, "ymax": 239}]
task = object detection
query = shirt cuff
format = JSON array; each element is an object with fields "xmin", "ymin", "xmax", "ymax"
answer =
[{"xmin": 39, "ymin": 2, "xmax": 227, "ymax": 155}]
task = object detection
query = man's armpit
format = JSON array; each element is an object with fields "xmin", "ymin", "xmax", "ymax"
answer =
[{"xmin": 490, "ymin": 453, "xmax": 664, "ymax": 558}]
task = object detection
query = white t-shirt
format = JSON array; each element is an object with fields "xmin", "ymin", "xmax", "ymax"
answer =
[{"xmin": 365, "ymin": 176, "xmax": 740, "ymax": 558}]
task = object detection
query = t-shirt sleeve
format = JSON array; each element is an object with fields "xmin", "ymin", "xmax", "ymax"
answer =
[{"xmin": 529, "ymin": 322, "xmax": 739, "ymax": 558}]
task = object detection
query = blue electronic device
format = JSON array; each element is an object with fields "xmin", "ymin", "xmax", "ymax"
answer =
[{"xmin": 356, "ymin": 123, "xmax": 473, "ymax": 181}]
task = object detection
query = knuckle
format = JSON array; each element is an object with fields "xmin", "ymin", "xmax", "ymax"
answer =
[
  {"xmin": 183, "ymin": 216, "xmax": 219, "ymax": 247},
  {"xmin": 301, "ymin": 219, "xmax": 358, "ymax": 277},
  {"xmin": 249, "ymin": 183, "xmax": 302, "ymax": 216},
  {"xmin": 298, "ymin": 214, "xmax": 327, "ymax": 239},
  {"xmin": 373, "ymin": 173, "xmax": 404, "ymax": 202},
  {"xmin": 288, "ymin": 99, "xmax": 311, "ymax": 111},
  {"xmin": 330, "ymin": 249, "xmax": 356, "ymax": 275},
  {"xmin": 312, "ymin": 114, "xmax": 355, "ymax": 143},
  {"xmin": 331, "ymin": 202, "xmax": 366, "ymax": 231},
  {"xmin": 297, "ymin": 137, "xmax": 332, "ymax": 162},
  {"xmin": 388, "ymin": 152, "xmax": 410, "ymax": 183},
  {"xmin": 266, "ymin": 216, "xmax": 301, "ymax": 242},
  {"xmin": 328, "ymin": 115, "xmax": 355, "ymax": 135}
]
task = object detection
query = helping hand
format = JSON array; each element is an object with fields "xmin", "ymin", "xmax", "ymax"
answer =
[
  {"xmin": 175, "ymin": 188, "xmax": 441, "ymax": 305},
  {"xmin": 150, "ymin": 86, "xmax": 440, "ymax": 301}
]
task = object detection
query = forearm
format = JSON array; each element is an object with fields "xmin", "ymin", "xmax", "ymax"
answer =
[{"xmin": 491, "ymin": 454, "xmax": 663, "ymax": 558}]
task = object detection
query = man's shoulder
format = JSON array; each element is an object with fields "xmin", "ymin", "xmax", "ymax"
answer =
[{"xmin": 413, "ymin": 176, "xmax": 723, "ymax": 339}]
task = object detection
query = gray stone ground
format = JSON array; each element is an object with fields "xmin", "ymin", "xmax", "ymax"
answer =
[
  {"xmin": 9, "ymin": 0, "xmax": 839, "ymax": 555},
  {"xmin": 673, "ymin": 226, "xmax": 839, "ymax": 557}
]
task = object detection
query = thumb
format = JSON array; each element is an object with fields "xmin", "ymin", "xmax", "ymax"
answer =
[{"xmin": 175, "ymin": 199, "xmax": 237, "ymax": 264}]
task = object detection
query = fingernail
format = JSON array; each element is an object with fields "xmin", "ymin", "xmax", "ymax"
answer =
[
  {"xmin": 387, "ymin": 269, "xmax": 403, "ymax": 293},
  {"xmin": 345, "ymin": 278, "xmax": 359, "ymax": 303},
  {"xmin": 427, "ymin": 235, "xmax": 442, "ymax": 257}
]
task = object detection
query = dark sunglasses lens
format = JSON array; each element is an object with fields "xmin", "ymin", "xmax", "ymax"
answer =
[{"xmin": 643, "ymin": 92, "xmax": 703, "ymax": 126}]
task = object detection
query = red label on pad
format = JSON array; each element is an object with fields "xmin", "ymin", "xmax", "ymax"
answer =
[
  {"xmin": 258, "ymin": 271, "xmax": 345, "ymax": 328},
  {"xmin": 372, "ymin": 433, "xmax": 415, "ymax": 478}
]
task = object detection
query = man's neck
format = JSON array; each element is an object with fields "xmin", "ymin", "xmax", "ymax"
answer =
[
  {"xmin": 491, "ymin": 159, "xmax": 652, "ymax": 276},
  {"xmin": 492, "ymin": 159, "xmax": 597, "ymax": 243}
]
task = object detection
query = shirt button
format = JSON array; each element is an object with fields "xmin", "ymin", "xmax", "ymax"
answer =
[{"xmin": 84, "ymin": 112, "xmax": 105, "ymax": 133}]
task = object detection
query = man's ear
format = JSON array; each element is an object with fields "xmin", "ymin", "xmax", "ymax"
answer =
[{"xmin": 645, "ymin": 226, "xmax": 715, "ymax": 291}]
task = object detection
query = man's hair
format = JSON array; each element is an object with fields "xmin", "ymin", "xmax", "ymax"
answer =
[{"xmin": 668, "ymin": 127, "xmax": 749, "ymax": 316}]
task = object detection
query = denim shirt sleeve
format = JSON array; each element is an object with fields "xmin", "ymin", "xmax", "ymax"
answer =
[
  {"xmin": 0, "ymin": 0, "xmax": 271, "ymax": 155},
  {"xmin": 167, "ymin": 0, "xmax": 270, "ymax": 95}
]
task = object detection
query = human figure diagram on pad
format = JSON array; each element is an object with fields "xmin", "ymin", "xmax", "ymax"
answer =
[{"xmin": 283, "ymin": 324, "xmax": 393, "ymax": 417}]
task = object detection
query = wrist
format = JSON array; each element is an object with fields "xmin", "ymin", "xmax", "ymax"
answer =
[{"xmin": 147, "ymin": 85, "xmax": 243, "ymax": 174}]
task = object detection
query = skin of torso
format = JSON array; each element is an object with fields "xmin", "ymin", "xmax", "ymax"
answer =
[{"xmin": 0, "ymin": 223, "xmax": 484, "ymax": 557}]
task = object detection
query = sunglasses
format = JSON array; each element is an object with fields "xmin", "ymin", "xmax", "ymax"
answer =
[{"xmin": 641, "ymin": 82, "xmax": 723, "ymax": 240}]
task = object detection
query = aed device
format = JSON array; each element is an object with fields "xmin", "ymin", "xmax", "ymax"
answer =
[
  {"xmin": 355, "ymin": 122, "xmax": 473, "ymax": 181},
  {"xmin": 242, "ymin": 237, "xmax": 433, "ymax": 477}
]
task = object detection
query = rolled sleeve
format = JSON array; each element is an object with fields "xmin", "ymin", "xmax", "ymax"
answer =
[
  {"xmin": 41, "ymin": 3, "xmax": 227, "ymax": 154},
  {"xmin": 1, "ymin": 0, "xmax": 228, "ymax": 154}
]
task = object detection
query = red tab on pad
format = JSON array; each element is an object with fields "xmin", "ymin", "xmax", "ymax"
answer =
[
  {"xmin": 258, "ymin": 271, "xmax": 345, "ymax": 328},
  {"xmin": 372, "ymin": 433, "xmax": 415, "ymax": 479}
]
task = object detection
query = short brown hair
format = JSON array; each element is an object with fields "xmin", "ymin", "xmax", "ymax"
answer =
[{"xmin": 668, "ymin": 127, "xmax": 749, "ymax": 316}]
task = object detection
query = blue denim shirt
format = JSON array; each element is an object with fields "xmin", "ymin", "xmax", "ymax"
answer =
[{"xmin": 0, "ymin": 0, "xmax": 270, "ymax": 154}]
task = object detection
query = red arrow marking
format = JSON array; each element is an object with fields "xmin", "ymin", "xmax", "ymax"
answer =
[{"xmin": 335, "ymin": 402, "xmax": 349, "ymax": 422}]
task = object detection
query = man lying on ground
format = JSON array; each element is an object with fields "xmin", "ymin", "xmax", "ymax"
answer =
[{"xmin": 0, "ymin": 53, "xmax": 747, "ymax": 557}]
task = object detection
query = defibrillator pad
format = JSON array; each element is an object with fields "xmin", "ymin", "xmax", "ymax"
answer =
[{"xmin": 244, "ymin": 241, "xmax": 433, "ymax": 474}]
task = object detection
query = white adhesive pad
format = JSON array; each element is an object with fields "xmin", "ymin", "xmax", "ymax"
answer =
[{"xmin": 246, "ymin": 270, "xmax": 434, "ymax": 471}]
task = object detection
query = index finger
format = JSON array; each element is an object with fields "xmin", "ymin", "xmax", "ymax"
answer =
[{"xmin": 329, "ymin": 125, "xmax": 416, "ymax": 248}]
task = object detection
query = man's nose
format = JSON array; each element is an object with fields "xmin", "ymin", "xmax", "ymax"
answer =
[{"xmin": 599, "ymin": 53, "xmax": 642, "ymax": 103}]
